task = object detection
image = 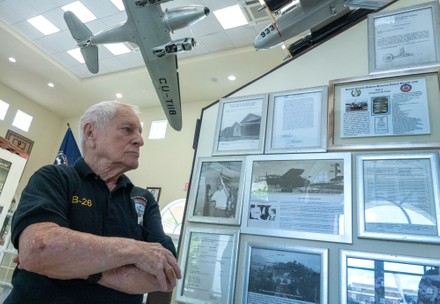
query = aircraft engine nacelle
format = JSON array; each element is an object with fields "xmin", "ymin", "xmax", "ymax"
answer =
[
  {"xmin": 162, "ymin": 6, "xmax": 210, "ymax": 32},
  {"xmin": 152, "ymin": 37, "xmax": 196, "ymax": 57}
]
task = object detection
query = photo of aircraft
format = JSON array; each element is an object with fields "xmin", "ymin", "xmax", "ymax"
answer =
[{"xmin": 64, "ymin": 0, "xmax": 210, "ymax": 131}]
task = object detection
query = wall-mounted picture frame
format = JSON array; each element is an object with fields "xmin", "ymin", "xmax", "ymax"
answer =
[
  {"xmin": 265, "ymin": 86, "xmax": 328, "ymax": 154},
  {"xmin": 146, "ymin": 187, "xmax": 161, "ymax": 202},
  {"xmin": 212, "ymin": 94, "xmax": 268, "ymax": 156},
  {"xmin": 240, "ymin": 152, "xmax": 352, "ymax": 243},
  {"xmin": 241, "ymin": 240, "xmax": 328, "ymax": 304},
  {"xmin": 328, "ymin": 67, "xmax": 440, "ymax": 151},
  {"xmin": 356, "ymin": 151, "xmax": 440, "ymax": 243},
  {"xmin": 5, "ymin": 129, "xmax": 34, "ymax": 155},
  {"xmin": 186, "ymin": 156, "xmax": 246, "ymax": 225},
  {"xmin": 368, "ymin": 1, "xmax": 440, "ymax": 74},
  {"xmin": 340, "ymin": 250, "xmax": 440, "ymax": 304},
  {"xmin": 176, "ymin": 226, "xmax": 239, "ymax": 304}
]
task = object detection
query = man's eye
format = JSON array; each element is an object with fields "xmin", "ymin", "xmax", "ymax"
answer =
[{"xmin": 121, "ymin": 127, "xmax": 133, "ymax": 134}]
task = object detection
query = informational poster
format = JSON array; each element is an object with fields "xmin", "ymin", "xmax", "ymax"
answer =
[
  {"xmin": 340, "ymin": 78, "xmax": 430, "ymax": 138},
  {"xmin": 0, "ymin": 159, "xmax": 11, "ymax": 196}
]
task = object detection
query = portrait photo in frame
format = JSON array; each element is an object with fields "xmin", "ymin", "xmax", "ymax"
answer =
[
  {"xmin": 176, "ymin": 226, "xmax": 239, "ymax": 304},
  {"xmin": 241, "ymin": 240, "xmax": 328, "ymax": 304},
  {"xmin": 212, "ymin": 94, "xmax": 268, "ymax": 156},
  {"xmin": 186, "ymin": 156, "xmax": 246, "ymax": 225},
  {"xmin": 328, "ymin": 67, "xmax": 440, "ymax": 151},
  {"xmin": 240, "ymin": 152, "xmax": 352, "ymax": 243},
  {"xmin": 5, "ymin": 130, "xmax": 34, "ymax": 155},
  {"xmin": 146, "ymin": 187, "xmax": 161, "ymax": 202},
  {"xmin": 356, "ymin": 151, "xmax": 440, "ymax": 243},
  {"xmin": 265, "ymin": 86, "xmax": 328, "ymax": 154},
  {"xmin": 340, "ymin": 250, "xmax": 440, "ymax": 304},
  {"xmin": 368, "ymin": 1, "xmax": 440, "ymax": 74}
]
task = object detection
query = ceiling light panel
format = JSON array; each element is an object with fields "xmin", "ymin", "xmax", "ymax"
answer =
[
  {"xmin": 27, "ymin": 15, "xmax": 60, "ymax": 35},
  {"xmin": 214, "ymin": 5, "xmax": 248, "ymax": 30},
  {"xmin": 61, "ymin": 1, "xmax": 96, "ymax": 23}
]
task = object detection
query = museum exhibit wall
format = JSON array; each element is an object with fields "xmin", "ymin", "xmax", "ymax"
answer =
[{"xmin": 176, "ymin": 0, "xmax": 440, "ymax": 303}]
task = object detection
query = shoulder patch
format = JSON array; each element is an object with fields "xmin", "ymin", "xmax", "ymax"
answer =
[{"xmin": 132, "ymin": 195, "xmax": 148, "ymax": 225}]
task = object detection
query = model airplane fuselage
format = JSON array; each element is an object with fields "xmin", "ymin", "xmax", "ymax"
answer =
[
  {"xmin": 254, "ymin": 0, "xmax": 349, "ymax": 50},
  {"xmin": 64, "ymin": 0, "xmax": 210, "ymax": 131}
]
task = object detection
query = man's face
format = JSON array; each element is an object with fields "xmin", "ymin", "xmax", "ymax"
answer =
[{"xmin": 93, "ymin": 105, "xmax": 144, "ymax": 171}]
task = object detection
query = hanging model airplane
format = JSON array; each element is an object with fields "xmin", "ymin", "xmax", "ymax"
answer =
[
  {"xmin": 254, "ymin": 0, "xmax": 350, "ymax": 50},
  {"xmin": 64, "ymin": 0, "xmax": 210, "ymax": 131}
]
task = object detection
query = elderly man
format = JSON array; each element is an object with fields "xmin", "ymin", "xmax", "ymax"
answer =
[{"xmin": 5, "ymin": 101, "xmax": 181, "ymax": 304}]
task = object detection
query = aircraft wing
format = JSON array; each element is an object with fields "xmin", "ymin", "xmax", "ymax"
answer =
[{"xmin": 124, "ymin": 1, "xmax": 182, "ymax": 131}]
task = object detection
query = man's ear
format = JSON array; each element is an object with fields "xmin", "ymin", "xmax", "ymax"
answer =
[{"xmin": 83, "ymin": 123, "xmax": 96, "ymax": 149}]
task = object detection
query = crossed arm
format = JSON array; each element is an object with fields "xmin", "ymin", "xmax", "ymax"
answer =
[{"xmin": 16, "ymin": 222, "xmax": 182, "ymax": 294}]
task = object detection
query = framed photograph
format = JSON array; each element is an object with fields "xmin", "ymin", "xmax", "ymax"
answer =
[
  {"xmin": 368, "ymin": 1, "xmax": 440, "ymax": 74},
  {"xmin": 328, "ymin": 67, "xmax": 440, "ymax": 151},
  {"xmin": 186, "ymin": 156, "xmax": 246, "ymax": 225},
  {"xmin": 265, "ymin": 86, "xmax": 328, "ymax": 154},
  {"xmin": 5, "ymin": 130, "xmax": 34, "ymax": 155},
  {"xmin": 356, "ymin": 151, "xmax": 440, "ymax": 243},
  {"xmin": 340, "ymin": 250, "xmax": 440, "ymax": 304},
  {"xmin": 176, "ymin": 226, "xmax": 239, "ymax": 304},
  {"xmin": 212, "ymin": 94, "xmax": 268, "ymax": 156},
  {"xmin": 146, "ymin": 187, "xmax": 161, "ymax": 202},
  {"xmin": 240, "ymin": 152, "xmax": 352, "ymax": 243},
  {"xmin": 241, "ymin": 241, "xmax": 328, "ymax": 304}
]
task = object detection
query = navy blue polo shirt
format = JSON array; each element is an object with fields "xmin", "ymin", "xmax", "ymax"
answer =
[{"xmin": 6, "ymin": 158, "xmax": 174, "ymax": 304}]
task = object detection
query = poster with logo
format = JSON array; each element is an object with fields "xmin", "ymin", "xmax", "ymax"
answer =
[{"xmin": 339, "ymin": 78, "xmax": 430, "ymax": 138}]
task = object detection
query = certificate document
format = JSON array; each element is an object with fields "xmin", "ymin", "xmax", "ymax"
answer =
[{"xmin": 373, "ymin": 5, "xmax": 438, "ymax": 70}]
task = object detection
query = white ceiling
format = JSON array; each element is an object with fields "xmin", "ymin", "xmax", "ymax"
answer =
[{"xmin": 0, "ymin": 0, "xmax": 290, "ymax": 119}]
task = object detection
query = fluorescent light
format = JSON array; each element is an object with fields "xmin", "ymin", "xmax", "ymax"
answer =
[
  {"xmin": 104, "ymin": 43, "xmax": 131, "ymax": 55},
  {"xmin": 148, "ymin": 120, "xmax": 167, "ymax": 139},
  {"xmin": 8, "ymin": 57, "xmax": 16, "ymax": 63},
  {"xmin": 0, "ymin": 100, "xmax": 9, "ymax": 120},
  {"xmin": 67, "ymin": 48, "xmax": 85, "ymax": 63},
  {"xmin": 62, "ymin": 1, "xmax": 96, "ymax": 23},
  {"xmin": 12, "ymin": 110, "xmax": 33, "ymax": 132},
  {"xmin": 214, "ymin": 5, "xmax": 248, "ymax": 30},
  {"xmin": 27, "ymin": 16, "xmax": 60, "ymax": 35},
  {"xmin": 110, "ymin": 0, "xmax": 125, "ymax": 11}
]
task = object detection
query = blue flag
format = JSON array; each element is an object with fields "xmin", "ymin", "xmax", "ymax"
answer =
[{"xmin": 54, "ymin": 127, "xmax": 81, "ymax": 165}]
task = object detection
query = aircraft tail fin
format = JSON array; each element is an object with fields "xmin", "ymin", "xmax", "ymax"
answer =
[{"xmin": 64, "ymin": 11, "xmax": 99, "ymax": 74}]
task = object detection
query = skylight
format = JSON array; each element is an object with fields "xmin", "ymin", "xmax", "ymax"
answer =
[
  {"xmin": 27, "ymin": 16, "xmax": 59, "ymax": 35},
  {"xmin": 12, "ymin": 110, "xmax": 33, "ymax": 132},
  {"xmin": 62, "ymin": 1, "xmax": 96, "ymax": 23},
  {"xmin": 104, "ymin": 43, "xmax": 131, "ymax": 55},
  {"xmin": 0, "ymin": 100, "xmax": 9, "ymax": 120},
  {"xmin": 148, "ymin": 120, "xmax": 167, "ymax": 139},
  {"xmin": 67, "ymin": 48, "xmax": 85, "ymax": 63},
  {"xmin": 110, "ymin": 0, "xmax": 125, "ymax": 11},
  {"xmin": 214, "ymin": 5, "xmax": 248, "ymax": 30}
]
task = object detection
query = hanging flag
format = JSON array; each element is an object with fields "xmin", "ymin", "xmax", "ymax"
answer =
[{"xmin": 54, "ymin": 125, "xmax": 81, "ymax": 165}]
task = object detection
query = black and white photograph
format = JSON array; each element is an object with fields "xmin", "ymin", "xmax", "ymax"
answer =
[
  {"xmin": 243, "ymin": 242, "xmax": 328, "ymax": 304},
  {"xmin": 212, "ymin": 94, "xmax": 268, "ymax": 155},
  {"xmin": 340, "ymin": 250, "xmax": 440, "ymax": 304},
  {"xmin": 187, "ymin": 157, "xmax": 246, "ymax": 225},
  {"xmin": 356, "ymin": 151, "xmax": 440, "ymax": 243},
  {"xmin": 241, "ymin": 153, "xmax": 352, "ymax": 243}
]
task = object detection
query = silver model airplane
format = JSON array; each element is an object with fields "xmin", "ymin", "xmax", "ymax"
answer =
[
  {"xmin": 254, "ymin": 0, "xmax": 350, "ymax": 50},
  {"xmin": 64, "ymin": 0, "xmax": 210, "ymax": 131}
]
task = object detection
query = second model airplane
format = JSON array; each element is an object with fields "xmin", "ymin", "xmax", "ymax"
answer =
[{"xmin": 64, "ymin": 0, "xmax": 210, "ymax": 131}]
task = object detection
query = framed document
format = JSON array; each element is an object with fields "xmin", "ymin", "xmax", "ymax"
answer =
[
  {"xmin": 340, "ymin": 250, "xmax": 440, "ymax": 304},
  {"xmin": 240, "ymin": 152, "xmax": 352, "ymax": 243},
  {"xmin": 5, "ymin": 130, "xmax": 34, "ymax": 155},
  {"xmin": 146, "ymin": 187, "xmax": 161, "ymax": 202},
  {"xmin": 187, "ymin": 156, "xmax": 246, "ymax": 225},
  {"xmin": 212, "ymin": 94, "xmax": 268, "ymax": 156},
  {"xmin": 241, "ymin": 240, "xmax": 328, "ymax": 304},
  {"xmin": 356, "ymin": 151, "xmax": 440, "ymax": 243},
  {"xmin": 328, "ymin": 68, "xmax": 440, "ymax": 150},
  {"xmin": 176, "ymin": 226, "xmax": 239, "ymax": 304},
  {"xmin": 368, "ymin": 1, "xmax": 440, "ymax": 74},
  {"xmin": 265, "ymin": 86, "xmax": 328, "ymax": 154}
]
